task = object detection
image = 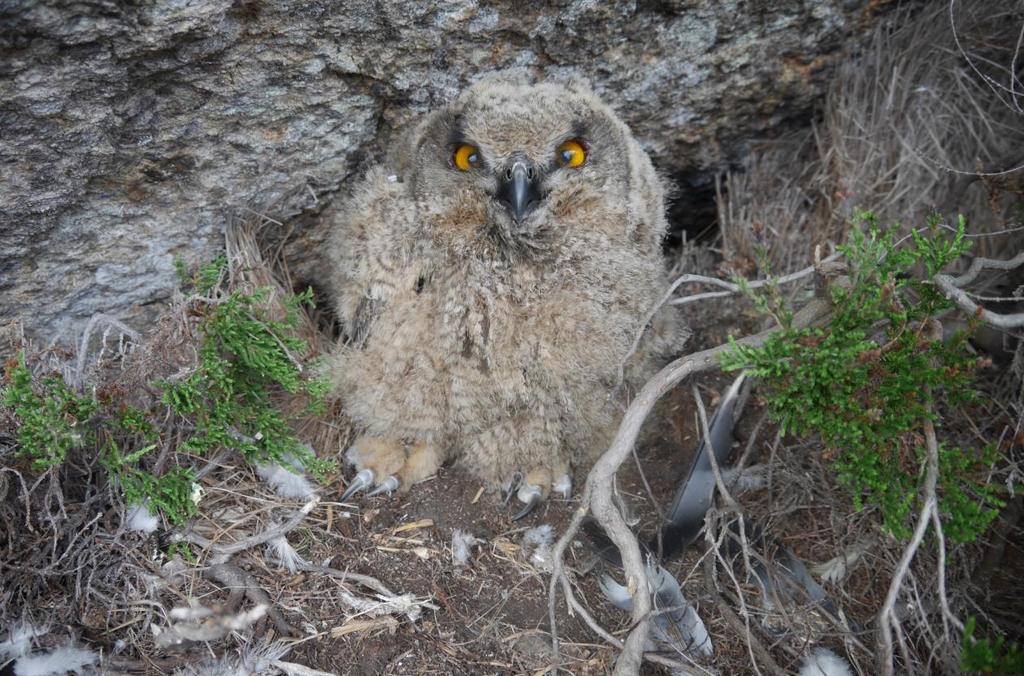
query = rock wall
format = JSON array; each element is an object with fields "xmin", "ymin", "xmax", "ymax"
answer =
[{"xmin": 1, "ymin": 0, "xmax": 874, "ymax": 341}]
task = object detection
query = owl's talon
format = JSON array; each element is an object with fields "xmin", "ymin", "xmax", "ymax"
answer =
[
  {"xmin": 503, "ymin": 471, "xmax": 523, "ymax": 505},
  {"xmin": 512, "ymin": 494, "xmax": 540, "ymax": 521},
  {"xmin": 341, "ymin": 468, "xmax": 375, "ymax": 502},
  {"xmin": 553, "ymin": 474, "xmax": 572, "ymax": 499},
  {"xmin": 512, "ymin": 483, "xmax": 542, "ymax": 521},
  {"xmin": 367, "ymin": 475, "xmax": 400, "ymax": 497}
]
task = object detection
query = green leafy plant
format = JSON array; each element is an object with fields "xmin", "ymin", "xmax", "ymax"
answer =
[
  {"xmin": 165, "ymin": 540, "xmax": 198, "ymax": 562},
  {"xmin": 961, "ymin": 616, "xmax": 1024, "ymax": 674},
  {"xmin": 195, "ymin": 255, "xmax": 228, "ymax": 295},
  {"xmin": 162, "ymin": 259, "xmax": 333, "ymax": 479},
  {"xmin": 99, "ymin": 439, "xmax": 196, "ymax": 526},
  {"xmin": 722, "ymin": 213, "xmax": 1003, "ymax": 541},
  {"xmin": 3, "ymin": 354, "xmax": 97, "ymax": 470},
  {"xmin": 735, "ymin": 246, "xmax": 793, "ymax": 329},
  {"xmin": 173, "ymin": 254, "xmax": 191, "ymax": 286},
  {"xmin": 3, "ymin": 256, "xmax": 333, "ymax": 526},
  {"xmin": 2, "ymin": 355, "xmax": 198, "ymax": 524}
]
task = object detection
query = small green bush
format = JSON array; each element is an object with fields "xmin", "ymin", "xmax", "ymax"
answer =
[
  {"xmin": 2, "ymin": 353, "xmax": 197, "ymax": 524},
  {"xmin": 3, "ymin": 353, "xmax": 96, "ymax": 470},
  {"xmin": 2, "ymin": 255, "xmax": 333, "ymax": 526},
  {"xmin": 100, "ymin": 442, "xmax": 197, "ymax": 526},
  {"xmin": 722, "ymin": 213, "xmax": 1003, "ymax": 542},
  {"xmin": 162, "ymin": 259, "xmax": 333, "ymax": 480},
  {"xmin": 961, "ymin": 616, "xmax": 1024, "ymax": 674}
]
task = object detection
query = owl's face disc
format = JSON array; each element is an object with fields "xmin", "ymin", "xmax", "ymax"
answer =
[{"xmin": 408, "ymin": 74, "xmax": 636, "ymax": 261}]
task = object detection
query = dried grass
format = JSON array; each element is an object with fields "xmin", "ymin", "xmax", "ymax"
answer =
[
  {"xmin": 688, "ymin": 2, "xmax": 1024, "ymax": 673},
  {"xmin": 718, "ymin": 0, "xmax": 1024, "ymax": 281}
]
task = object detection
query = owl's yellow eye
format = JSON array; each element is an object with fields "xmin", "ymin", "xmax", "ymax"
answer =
[
  {"xmin": 453, "ymin": 144, "xmax": 482, "ymax": 171},
  {"xmin": 555, "ymin": 139, "xmax": 587, "ymax": 168}
]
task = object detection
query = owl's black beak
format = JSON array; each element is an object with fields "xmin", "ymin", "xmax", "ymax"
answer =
[{"xmin": 497, "ymin": 160, "xmax": 542, "ymax": 224}]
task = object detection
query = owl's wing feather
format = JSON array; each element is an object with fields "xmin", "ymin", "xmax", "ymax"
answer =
[
  {"xmin": 327, "ymin": 167, "xmax": 421, "ymax": 348},
  {"xmin": 348, "ymin": 295, "xmax": 385, "ymax": 348}
]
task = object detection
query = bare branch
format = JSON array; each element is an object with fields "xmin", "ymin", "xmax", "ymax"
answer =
[
  {"xmin": 205, "ymin": 562, "xmax": 295, "ymax": 636},
  {"xmin": 875, "ymin": 415, "xmax": 941, "ymax": 676},
  {"xmin": 949, "ymin": 250, "xmax": 1024, "ymax": 288},
  {"xmin": 548, "ymin": 499, "xmax": 588, "ymax": 658},
  {"xmin": 668, "ymin": 252, "xmax": 842, "ymax": 308},
  {"xmin": 934, "ymin": 283, "xmax": 1024, "ymax": 328},
  {"xmin": 933, "ymin": 250, "xmax": 1024, "ymax": 328},
  {"xmin": 550, "ymin": 297, "xmax": 832, "ymax": 673},
  {"xmin": 948, "ymin": 0, "xmax": 1024, "ymax": 119},
  {"xmin": 702, "ymin": 548, "xmax": 785, "ymax": 676},
  {"xmin": 615, "ymin": 253, "xmax": 840, "ymax": 390}
]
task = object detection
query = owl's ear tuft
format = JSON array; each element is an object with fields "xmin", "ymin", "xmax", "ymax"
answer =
[{"xmin": 388, "ymin": 108, "xmax": 458, "ymax": 176}]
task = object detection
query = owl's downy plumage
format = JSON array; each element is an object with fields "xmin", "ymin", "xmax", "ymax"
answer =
[{"xmin": 325, "ymin": 71, "xmax": 678, "ymax": 512}]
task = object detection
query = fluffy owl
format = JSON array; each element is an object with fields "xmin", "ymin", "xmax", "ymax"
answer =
[{"xmin": 325, "ymin": 72, "xmax": 677, "ymax": 516}]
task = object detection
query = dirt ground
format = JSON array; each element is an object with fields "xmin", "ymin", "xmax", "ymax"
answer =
[
  {"xmin": 168, "ymin": 385, "xmax": 727, "ymax": 674},
  {"xmin": 3, "ymin": 222, "xmax": 1022, "ymax": 675},
  {"xmin": 4, "ymin": 250, "xmax": 1021, "ymax": 676}
]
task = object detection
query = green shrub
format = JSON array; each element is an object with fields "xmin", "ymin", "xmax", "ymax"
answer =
[
  {"xmin": 961, "ymin": 616, "xmax": 1024, "ymax": 674},
  {"xmin": 161, "ymin": 259, "xmax": 333, "ymax": 480},
  {"xmin": 2, "ymin": 255, "xmax": 333, "ymax": 526},
  {"xmin": 722, "ymin": 213, "xmax": 1003, "ymax": 542},
  {"xmin": 2, "ymin": 354, "xmax": 197, "ymax": 524},
  {"xmin": 2, "ymin": 353, "xmax": 96, "ymax": 470}
]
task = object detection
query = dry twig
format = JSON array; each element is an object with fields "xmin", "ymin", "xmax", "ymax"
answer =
[
  {"xmin": 172, "ymin": 497, "xmax": 319, "ymax": 561},
  {"xmin": 875, "ymin": 415, "xmax": 942, "ymax": 676},
  {"xmin": 549, "ymin": 297, "xmax": 832, "ymax": 674},
  {"xmin": 933, "ymin": 250, "xmax": 1024, "ymax": 328}
]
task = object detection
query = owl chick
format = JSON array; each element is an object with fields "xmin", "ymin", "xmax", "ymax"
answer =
[{"xmin": 325, "ymin": 72, "xmax": 678, "ymax": 516}]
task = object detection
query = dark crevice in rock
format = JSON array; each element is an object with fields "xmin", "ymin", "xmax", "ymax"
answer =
[
  {"xmin": 664, "ymin": 169, "xmax": 722, "ymax": 248},
  {"xmin": 302, "ymin": 280, "xmax": 342, "ymax": 341}
]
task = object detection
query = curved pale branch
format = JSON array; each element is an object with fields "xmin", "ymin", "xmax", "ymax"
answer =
[
  {"xmin": 551, "ymin": 297, "xmax": 832, "ymax": 673},
  {"xmin": 934, "ymin": 250, "xmax": 1024, "ymax": 328}
]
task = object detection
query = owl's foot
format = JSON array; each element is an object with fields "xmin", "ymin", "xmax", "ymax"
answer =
[
  {"xmin": 504, "ymin": 467, "xmax": 573, "ymax": 521},
  {"xmin": 340, "ymin": 437, "xmax": 443, "ymax": 502}
]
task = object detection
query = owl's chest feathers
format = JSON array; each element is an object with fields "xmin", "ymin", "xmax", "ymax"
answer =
[
  {"xmin": 369, "ymin": 230, "xmax": 643, "ymax": 391},
  {"xmin": 423, "ymin": 257, "xmax": 627, "ymax": 377}
]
